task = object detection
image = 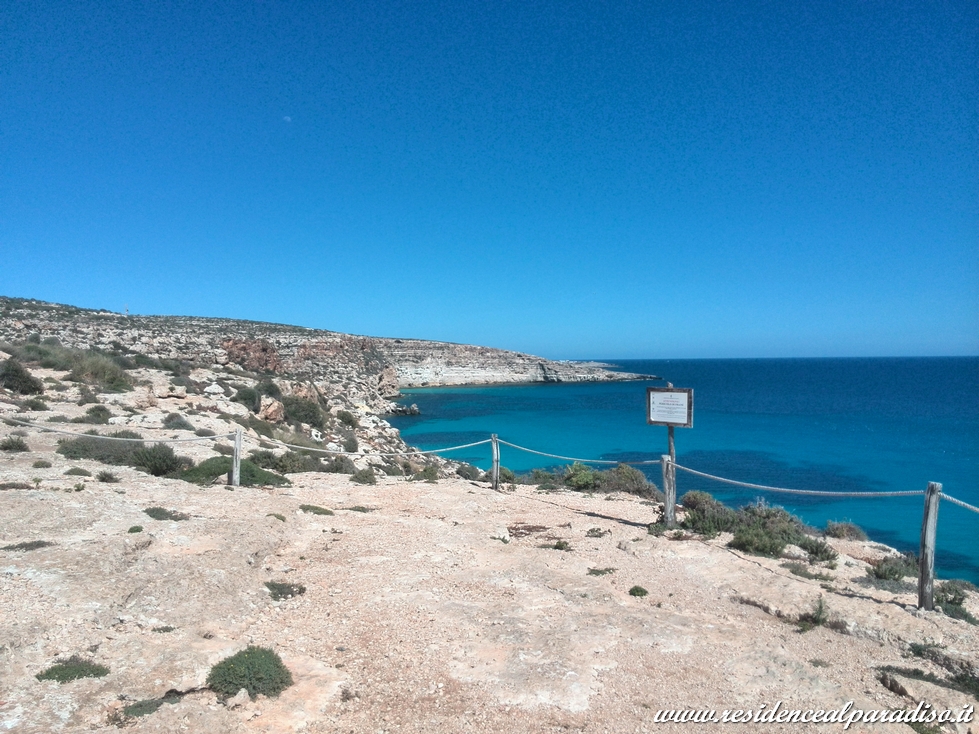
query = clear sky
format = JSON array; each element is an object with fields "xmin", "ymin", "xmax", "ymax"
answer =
[{"xmin": 2, "ymin": 1, "xmax": 976, "ymax": 359}]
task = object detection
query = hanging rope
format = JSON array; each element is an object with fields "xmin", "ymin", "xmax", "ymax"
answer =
[
  {"xmin": 942, "ymin": 493, "xmax": 979, "ymax": 515},
  {"xmin": 497, "ymin": 439, "xmax": 659, "ymax": 465},
  {"xmin": 672, "ymin": 462, "xmax": 925, "ymax": 498},
  {"xmin": 1, "ymin": 417, "xmax": 232, "ymax": 443}
]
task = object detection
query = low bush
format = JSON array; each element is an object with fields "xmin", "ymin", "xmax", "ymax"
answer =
[
  {"xmin": 0, "ymin": 359, "xmax": 44, "ymax": 394},
  {"xmin": 57, "ymin": 432, "xmax": 144, "ymax": 465},
  {"xmin": 796, "ymin": 536, "xmax": 838, "ymax": 563},
  {"xmin": 76, "ymin": 386, "xmax": 100, "ymax": 405},
  {"xmin": 64, "ymin": 467, "xmax": 91, "ymax": 476},
  {"xmin": 797, "ymin": 596, "xmax": 829, "ymax": 632},
  {"xmin": 342, "ymin": 435, "xmax": 358, "ymax": 453},
  {"xmin": 72, "ymin": 405, "xmax": 111, "ymax": 424},
  {"xmin": 600, "ymin": 463, "xmax": 661, "ymax": 498},
  {"xmin": 322, "ymin": 455, "xmax": 356, "ymax": 474},
  {"xmin": 178, "ymin": 457, "xmax": 289, "ymax": 487},
  {"xmin": 66, "ymin": 353, "xmax": 130, "ymax": 392},
  {"xmin": 629, "ymin": 586, "xmax": 649, "ymax": 597},
  {"xmin": 163, "ymin": 413, "xmax": 194, "ymax": 431},
  {"xmin": 35, "ymin": 656, "xmax": 109, "ymax": 683},
  {"xmin": 2, "ymin": 540, "xmax": 54, "ymax": 551},
  {"xmin": 299, "ymin": 504, "xmax": 334, "ymax": 515},
  {"xmin": 282, "ymin": 396, "xmax": 325, "ymax": 429},
  {"xmin": 195, "ymin": 428, "xmax": 216, "ymax": 437},
  {"xmin": 130, "ymin": 444, "xmax": 191, "ymax": 476},
  {"xmin": 20, "ymin": 397, "xmax": 48, "ymax": 411},
  {"xmin": 206, "ymin": 646, "xmax": 293, "ymax": 701},
  {"xmin": 233, "ymin": 387, "xmax": 260, "ymax": 411},
  {"xmin": 143, "ymin": 507, "xmax": 190, "ymax": 521},
  {"xmin": 249, "ymin": 450, "xmax": 321, "ymax": 474},
  {"xmin": 336, "ymin": 409, "xmax": 359, "ymax": 428},
  {"xmin": 350, "ymin": 467, "xmax": 376, "ymax": 485},
  {"xmin": 935, "ymin": 580, "xmax": 978, "ymax": 625},
  {"xmin": 265, "ymin": 581, "xmax": 306, "ymax": 601},
  {"xmin": 782, "ymin": 562, "xmax": 833, "ymax": 581},
  {"xmin": 128, "ymin": 526, "xmax": 143, "ymax": 533},
  {"xmin": 825, "ymin": 521, "xmax": 868, "ymax": 541},
  {"xmin": 411, "ymin": 465, "xmax": 439, "ymax": 482},
  {"xmin": 121, "ymin": 693, "xmax": 182, "ymax": 719},
  {"xmin": 679, "ymin": 491, "xmax": 739, "ymax": 537},
  {"xmin": 96, "ymin": 470, "xmax": 119, "ymax": 483},
  {"xmin": 0, "ymin": 436, "xmax": 29, "ymax": 452},
  {"xmin": 213, "ymin": 443, "xmax": 234, "ymax": 456},
  {"xmin": 32, "ymin": 459, "xmax": 52, "ymax": 468},
  {"xmin": 587, "ymin": 567, "xmax": 616, "ymax": 576},
  {"xmin": 564, "ymin": 462, "xmax": 602, "ymax": 491},
  {"xmin": 267, "ymin": 513, "xmax": 286, "ymax": 522},
  {"xmin": 869, "ymin": 553, "xmax": 918, "ymax": 581},
  {"xmin": 455, "ymin": 463, "xmax": 482, "ymax": 481}
]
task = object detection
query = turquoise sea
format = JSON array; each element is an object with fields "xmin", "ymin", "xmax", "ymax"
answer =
[{"xmin": 390, "ymin": 358, "xmax": 979, "ymax": 585}]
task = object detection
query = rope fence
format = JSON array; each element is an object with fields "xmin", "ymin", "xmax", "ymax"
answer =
[{"xmin": 3, "ymin": 414, "xmax": 975, "ymax": 608}]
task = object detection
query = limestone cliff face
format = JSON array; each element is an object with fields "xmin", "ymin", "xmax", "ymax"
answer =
[
  {"xmin": 372, "ymin": 337, "xmax": 638, "ymax": 387},
  {"xmin": 0, "ymin": 297, "xmax": 644, "ymax": 409}
]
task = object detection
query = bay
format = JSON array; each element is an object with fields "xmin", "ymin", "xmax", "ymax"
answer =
[{"xmin": 390, "ymin": 357, "xmax": 979, "ymax": 584}]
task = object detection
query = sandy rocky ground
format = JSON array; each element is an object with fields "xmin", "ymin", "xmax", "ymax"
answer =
[{"xmin": 1, "ymin": 368, "xmax": 977, "ymax": 734}]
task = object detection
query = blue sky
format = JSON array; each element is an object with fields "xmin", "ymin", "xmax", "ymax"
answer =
[{"xmin": 2, "ymin": 0, "xmax": 976, "ymax": 359}]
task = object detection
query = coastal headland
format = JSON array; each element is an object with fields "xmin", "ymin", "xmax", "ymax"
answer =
[{"xmin": 0, "ymin": 296, "xmax": 976, "ymax": 733}]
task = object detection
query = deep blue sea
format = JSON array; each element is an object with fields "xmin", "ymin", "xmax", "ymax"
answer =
[{"xmin": 390, "ymin": 358, "xmax": 979, "ymax": 584}]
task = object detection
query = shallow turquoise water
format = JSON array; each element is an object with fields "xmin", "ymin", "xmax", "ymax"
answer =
[{"xmin": 391, "ymin": 357, "xmax": 979, "ymax": 584}]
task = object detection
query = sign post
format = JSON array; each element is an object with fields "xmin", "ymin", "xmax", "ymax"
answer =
[{"xmin": 647, "ymin": 386, "xmax": 693, "ymax": 526}]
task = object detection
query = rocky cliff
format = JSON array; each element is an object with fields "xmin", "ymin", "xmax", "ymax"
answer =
[{"xmin": 0, "ymin": 297, "xmax": 644, "ymax": 410}]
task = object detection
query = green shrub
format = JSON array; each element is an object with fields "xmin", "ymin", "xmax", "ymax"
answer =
[
  {"xmin": 64, "ymin": 467, "xmax": 91, "ymax": 476},
  {"xmin": 797, "ymin": 596, "xmax": 829, "ymax": 632},
  {"xmin": 336, "ymin": 409, "xmax": 359, "ymax": 428},
  {"xmin": 213, "ymin": 443, "xmax": 234, "ymax": 455},
  {"xmin": 265, "ymin": 581, "xmax": 306, "ymax": 601},
  {"xmin": 57, "ymin": 431, "xmax": 143, "ymax": 465},
  {"xmin": 130, "ymin": 444, "xmax": 191, "ymax": 476},
  {"xmin": 0, "ymin": 359, "xmax": 44, "ymax": 394},
  {"xmin": 249, "ymin": 450, "xmax": 321, "ymax": 474},
  {"xmin": 195, "ymin": 428, "xmax": 216, "ymax": 437},
  {"xmin": 322, "ymin": 455, "xmax": 356, "ymax": 474},
  {"xmin": 256, "ymin": 379, "xmax": 282, "ymax": 399},
  {"xmin": 629, "ymin": 586, "xmax": 649, "ymax": 597},
  {"xmin": 72, "ymin": 405, "xmax": 111, "ymax": 424},
  {"xmin": 2, "ymin": 540, "xmax": 54, "ymax": 551},
  {"xmin": 782, "ymin": 562, "xmax": 833, "ymax": 581},
  {"xmin": 206, "ymin": 646, "xmax": 293, "ymax": 701},
  {"xmin": 20, "ymin": 397, "xmax": 48, "ymax": 411},
  {"xmin": 936, "ymin": 580, "xmax": 978, "ymax": 625},
  {"xmin": 455, "ymin": 463, "xmax": 482, "ymax": 481},
  {"xmin": 729, "ymin": 525, "xmax": 788, "ymax": 557},
  {"xmin": 282, "ymin": 396, "xmax": 324, "ymax": 429},
  {"xmin": 122, "ymin": 693, "xmax": 181, "ymax": 718},
  {"xmin": 267, "ymin": 513, "xmax": 286, "ymax": 522},
  {"xmin": 342, "ymin": 435, "xmax": 358, "ymax": 453},
  {"xmin": 162, "ymin": 413, "xmax": 194, "ymax": 431},
  {"xmin": 825, "ymin": 521, "xmax": 868, "ymax": 541},
  {"xmin": 76, "ymin": 386, "xmax": 100, "ymax": 405},
  {"xmin": 299, "ymin": 504, "xmax": 334, "ymax": 515},
  {"xmin": 563, "ymin": 462, "xmax": 602, "ymax": 491},
  {"xmin": 32, "ymin": 459, "xmax": 52, "ymax": 468},
  {"xmin": 600, "ymin": 464, "xmax": 660, "ymax": 497},
  {"xmin": 587, "ymin": 567, "xmax": 616, "ymax": 576},
  {"xmin": 143, "ymin": 507, "xmax": 190, "ymax": 521},
  {"xmin": 178, "ymin": 456, "xmax": 289, "ymax": 487},
  {"xmin": 35, "ymin": 655, "xmax": 109, "ymax": 683},
  {"xmin": 680, "ymin": 491, "xmax": 739, "ymax": 537},
  {"xmin": 0, "ymin": 436, "xmax": 29, "ymax": 452},
  {"xmin": 233, "ymin": 387, "xmax": 260, "ymax": 411},
  {"xmin": 127, "ymin": 526, "xmax": 143, "ymax": 533},
  {"xmin": 410, "ymin": 465, "xmax": 439, "ymax": 482},
  {"xmin": 350, "ymin": 467, "xmax": 376, "ymax": 485},
  {"xmin": 869, "ymin": 553, "xmax": 918, "ymax": 581},
  {"xmin": 96, "ymin": 470, "xmax": 119, "ymax": 483},
  {"xmin": 796, "ymin": 536, "xmax": 838, "ymax": 563},
  {"xmin": 66, "ymin": 353, "xmax": 131, "ymax": 392}
]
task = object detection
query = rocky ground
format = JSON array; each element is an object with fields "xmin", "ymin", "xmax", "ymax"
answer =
[{"xmin": 1, "ymin": 388, "xmax": 977, "ymax": 733}]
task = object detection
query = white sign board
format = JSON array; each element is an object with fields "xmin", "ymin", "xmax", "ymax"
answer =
[{"xmin": 646, "ymin": 387, "xmax": 693, "ymax": 428}]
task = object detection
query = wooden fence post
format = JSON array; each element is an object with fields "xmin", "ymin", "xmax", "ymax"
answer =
[
  {"xmin": 918, "ymin": 481, "xmax": 941, "ymax": 610},
  {"xmin": 232, "ymin": 427, "xmax": 242, "ymax": 487},
  {"xmin": 491, "ymin": 434, "xmax": 500, "ymax": 492},
  {"xmin": 662, "ymin": 454, "xmax": 676, "ymax": 527}
]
